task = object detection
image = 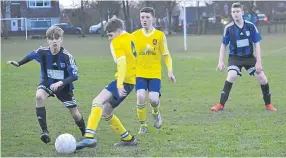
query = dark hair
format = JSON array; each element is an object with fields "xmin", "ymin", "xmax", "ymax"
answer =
[
  {"xmin": 231, "ymin": 2, "xmax": 243, "ymax": 10},
  {"xmin": 140, "ymin": 7, "xmax": 155, "ymax": 17},
  {"xmin": 104, "ymin": 17, "xmax": 124, "ymax": 33}
]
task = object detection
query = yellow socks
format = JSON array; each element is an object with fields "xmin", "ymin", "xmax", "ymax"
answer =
[
  {"xmin": 137, "ymin": 103, "xmax": 147, "ymax": 127},
  {"xmin": 150, "ymin": 103, "xmax": 160, "ymax": 115},
  {"xmin": 104, "ymin": 114, "xmax": 133, "ymax": 141},
  {"xmin": 84, "ymin": 103, "xmax": 103, "ymax": 138}
]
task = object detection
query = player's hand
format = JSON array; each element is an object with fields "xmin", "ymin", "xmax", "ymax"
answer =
[
  {"xmin": 50, "ymin": 81, "xmax": 63, "ymax": 92},
  {"xmin": 118, "ymin": 87, "xmax": 127, "ymax": 97},
  {"xmin": 255, "ymin": 61, "xmax": 263, "ymax": 74},
  {"xmin": 216, "ymin": 62, "xmax": 225, "ymax": 71},
  {"xmin": 168, "ymin": 71, "xmax": 176, "ymax": 83},
  {"xmin": 6, "ymin": 61, "xmax": 19, "ymax": 67}
]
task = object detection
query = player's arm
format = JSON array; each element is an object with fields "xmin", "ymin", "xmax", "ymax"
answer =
[
  {"xmin": 62, "ymin": 54, "xmax": 79, "ymax": 86},
  {"xmin": 251, "ymin": 24, "xmax": 263, "ymax": 72},
  {"xmin": 6, "ymin": 49, "xmax": 40, "ymax": 67},
  {"xmin": 218, "ymin": 44, "xmax": 227, "ymax": 63},
  {"xmin": 251, "ymin": 25, "xmax": 262, "ymax": 62},
  {"xmin": 254, "ymin": 42, "xmax": 262, "ymax": 63},
  {"xmin": 220, "ymin": 26, "xmax": 230, "ymax": 63},
  {"xmin": 160, "ymin": 34, "xmax": 176, "ymax": 82},
  {"xmin": 111, "ymin": 42, "xmax": 126, "ymax": 88},
  {"xmin": 160, "ymin": 35, "xmax": 173, "ymax": 71},
  {"xmin": 217, "ymin": 25, "xmax": 230, "ymax": 71}
]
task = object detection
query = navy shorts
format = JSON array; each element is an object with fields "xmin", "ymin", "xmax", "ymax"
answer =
[
  {"xmin": 228, "ymin": 56, "xmax": 258, "ymax": 76},
  {"xmin": 135, "ymin": 77, "xmax": 161, "ymax": 94},
  {"xmin": 37, "ymin": 84, "xmax": 77, "ymax": 108},
  {"xmin": 105, "ymin": 80, "xmax": 134, "ymax": 108}
]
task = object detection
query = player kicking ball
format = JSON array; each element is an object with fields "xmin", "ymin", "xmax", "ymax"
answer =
[
  {"xmin": 76, "ymin": 17, "xmax": 148, "ymax": 150},
  {"xmin": 211, "ymin": 3, "xmax": 277, "ymax": 112},
  {"xmin": 6, "ymin": 26, "xmax": 86, "ymax": 143},
  {"xmin": 132, "ymin": 7, "xmax": 176, "ymax": 135}
]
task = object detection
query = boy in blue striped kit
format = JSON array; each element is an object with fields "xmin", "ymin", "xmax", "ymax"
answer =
[
  {"xmin": 6, "ymin": 25, "xmax": 86, "ymax": 143},
  {"xmin": 211, "ymin": 3, "xmax": 277, "ymax": 112}
]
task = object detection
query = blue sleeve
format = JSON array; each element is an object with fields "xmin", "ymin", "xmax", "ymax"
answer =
[
  {"xmin": 27, "ymin": 49, "xmax": 41, "ymax": 63},
  {"xmin": 62, "ymin": 54, "xmax": 79, "ymax": 86},
  {"xmin": 18, "ymin": 49, "xmax": 41, "ymax": 66},
  {"xmin": 251, "ymin": 24, "xmax": 262, "ymax": 43},
  {"xmin": 222, "ymin": 26, "xmax": 230, "ymax": 45}
]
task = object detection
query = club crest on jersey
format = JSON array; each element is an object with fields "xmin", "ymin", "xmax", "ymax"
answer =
[
  {"xmin": 153, "ymin": 39, "xmax": 157, "ymax": 45},
  {"xmin": 246, "ymin": 31, "xmax": 250, "ymax": 36},
  {"xmin": 60, "ymin": 63, "xmax": 66, "ymax": 68}
]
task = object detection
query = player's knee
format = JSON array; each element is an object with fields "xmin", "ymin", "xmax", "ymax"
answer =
[
  {"xmin": 35, "ymin": 93, "xmax": 46, "ymax": 102},
  {"xmin": 137, "ymin": 92, "xmax": 146, "ymax": 104},
  {"xmin": 255, "ymin": 72, "xmax": 268, "ymax": 85},
  {"xmin": 92, "ymin": 97, "xmax": 103, "ymax": 107},
  {"xmin": 102, "ymin": 103, "xmax": 113, "ymax": 119},
  {"xmin": 149, "ymin": 95, "xmax": 159, "ymax": 106},
  {"xmin": 227, "ymin": 71, "xmax": 238, "ymax": 82}
]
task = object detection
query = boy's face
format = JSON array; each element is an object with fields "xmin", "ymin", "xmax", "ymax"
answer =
[
  {"xmin": 47, "ymin": 34, "xmax": 63, "ymax": 54},
  {"xmin": 140, "ymin": 12, "xmax": 154, "ymax": 29},
  {"xmin": 231, "ymin": 7, "xmax": 244, "ymax": 22},
  {"xmin": 106, "ymin": 30, "xmax": 121, "ymax": 40}
]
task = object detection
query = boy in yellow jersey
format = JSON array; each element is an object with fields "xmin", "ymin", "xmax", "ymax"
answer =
[
  {"xmin": 132, "ymin": 7, "xmax": 176, "ymax": 135},
  {"xmin": 76, "ymin": 17, "xmax": 139, "ymax": 150}
]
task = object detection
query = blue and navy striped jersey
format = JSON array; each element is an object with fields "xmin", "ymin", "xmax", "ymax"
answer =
[
  {"xmin": 222, "ymin": 20, "xmax": 262, "ymax": 57},
  {"xmin": 25, "ymin": 47, "xmax": 78, "ymax": 90}
]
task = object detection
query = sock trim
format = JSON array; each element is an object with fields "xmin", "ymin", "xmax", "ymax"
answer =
[
  {"xmin": 137, "ymin": 104, "xmax": 145, "ymax": 109},
  {"xmin": 103, "ymin": 114, "xmax": 113, "ymax": 121},
  {"xmin": 92, "ymin": 103, "xmax": 103, "ymax": 108},
  {"xmin": 121, "ymin": 131, "xmax": 129, "ymax": 138},
  {"xmin": 85, "ymin": 128, "xmax": 96, "ymax": 135}
]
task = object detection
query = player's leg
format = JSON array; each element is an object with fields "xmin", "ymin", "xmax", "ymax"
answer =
[
  {"xmin": 211, "ymin": 65, "xmax": 241, "ymax": 111},
  {"xmin": 104, "ymin": 82, "xmax": 137, "ymax": 146},
  {"xmin": 135, "ymin": 77, "xmax": 148, "ymax": 134},
  {"xmin": 250, "ymin": 68, "xmax": 277, "ymax": 111},
  {"xmin": 76, "ymin": 86, "xmax": 113, "ymax": 150},
  {"xmin": 56, "ymin": 91, "xmax": 86, "ymax": 136},
  {"xmin": 148, "ymin": 79, "xmax": 162, "ymax": 129},
  {"xmin": 103, "ymin": 102, "xmax": 137, "ymax": 147},
  {"xmin": 36, "ymin": 85, "xmax": 53, "ymax": 143}
]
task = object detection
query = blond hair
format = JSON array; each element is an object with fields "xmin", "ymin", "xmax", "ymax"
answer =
[{"xmin": 46, "ymin": 25, "xmax": 64, "ymax": 39}]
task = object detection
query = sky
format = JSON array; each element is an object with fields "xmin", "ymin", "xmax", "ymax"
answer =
[
  {"xmin": 59, "ymin": 0, "xmax": 81, "ymax": 8},
  {"xmin": 59, "ymin": 0, "xmax": 210, "ymax": 9}
]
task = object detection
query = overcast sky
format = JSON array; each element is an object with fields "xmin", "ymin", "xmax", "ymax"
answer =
[{"xmin": 59, "ymin": 0, "xmax": 81, "ymax": 8}]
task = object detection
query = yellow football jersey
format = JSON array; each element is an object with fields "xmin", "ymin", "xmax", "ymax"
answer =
[
  {"xmin": 110, "ymin": 32, "xmax": 137, "ymax": 84},
  {"xmin": 132, "ymin": 28, "xmax": 170, "ymax": 79}
]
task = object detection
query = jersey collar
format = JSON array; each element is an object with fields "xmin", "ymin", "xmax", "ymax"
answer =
[{"xmin": 142, "ymin": 27, "xmax": 155, "ymax": 37}]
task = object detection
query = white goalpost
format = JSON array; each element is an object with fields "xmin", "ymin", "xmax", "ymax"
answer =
[
  {"xmin": 183, "ymin": 0, "xmax": 187, "ymax": 51},
  {"xmin": 1, "ymin": 18, "xmax": 28, "ymax": 40}
]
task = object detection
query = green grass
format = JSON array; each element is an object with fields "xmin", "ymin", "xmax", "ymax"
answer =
[{"xmin": 1, "ymin": 33, "xmax": 286, "ymax": 157}]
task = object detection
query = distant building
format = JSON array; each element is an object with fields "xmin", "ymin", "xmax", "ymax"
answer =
[{"xmin": 2, "ymin": 0, "xmax": 60, "ymax": 32}]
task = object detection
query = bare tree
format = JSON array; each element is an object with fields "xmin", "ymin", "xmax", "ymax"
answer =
[
  {"xmin": 80, "ymin": 0, "xmax": 86, "ymax": 37},
  {"xmin": 1, "ymin": 0, "xmax": 9, "ymax": 39},
  {"xmin": 165, "ymin": 0, "xmax": 180, "ymax": 35},
  {"xmin": 122, "ymin": 0, "xmax": 131, "ymax": 32}
]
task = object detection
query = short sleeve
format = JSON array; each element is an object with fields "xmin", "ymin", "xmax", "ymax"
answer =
[
  {"xmin": 251, "ymin": 24, "xmax": 262, "ymax": 43},
  {"xmin": 222, "ymin": 26, "xmax": 230, "ymax": 45}
]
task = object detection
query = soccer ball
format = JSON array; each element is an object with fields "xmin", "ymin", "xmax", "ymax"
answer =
[{"xmin": 55, "ymin": 133, "xmax": 76, "ymax": 154}]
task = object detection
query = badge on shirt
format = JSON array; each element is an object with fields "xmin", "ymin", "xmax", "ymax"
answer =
[
  {"xmin": 246, "ymin": 31, "xmax": 250, "ymax": 36},
  {"xmin": 60, "ymin": 63, "xmax": 66, "ymax": 68},
  {"xmin": 153, "ymin": 39, "xmax": 157, "ymax": 45}
]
